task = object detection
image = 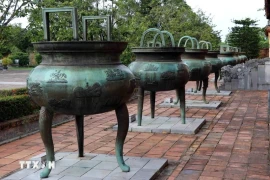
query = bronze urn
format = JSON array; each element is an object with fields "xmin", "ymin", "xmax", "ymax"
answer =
[
  {"xmin": 129, "ymin": 28, "xmax": 190, "ymax": 124},
  {"xmin": 177, "ymin": 36, "xmax": 212, "ymax": 103},
  {"xmin": 27, "ymin": 8, "xmax": 135, "ymax": 178}
]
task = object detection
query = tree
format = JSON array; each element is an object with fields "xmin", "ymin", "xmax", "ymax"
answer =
[
  {"xmin": 26, "ymin": 0, "xmax": 221, "ymax": 65},
  {"xmin": 227, "ymin": 18, "xmax": 261, "ymax": 59},
  {"xmin": 0, "ymin": 0, "xmax": 34, "ymax": 27}
]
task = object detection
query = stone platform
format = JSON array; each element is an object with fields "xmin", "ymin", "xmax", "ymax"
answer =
[
  {"xmin": 186, "ymin": 89, "xmax": 232, "ymax": 96},
  {"xmin": 113, "ymin": 116, "xmax": 205, "ymax": 134},
  {"xmin": 3, "ymin": 152, "xmax": 168, "ymax": 180},
  {"xmin": 158, "ymin": 99, "xmax": 222, "ymax": 109}
]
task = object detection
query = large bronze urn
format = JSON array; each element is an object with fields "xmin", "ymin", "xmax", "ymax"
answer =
[
  {"xmin": 129, "ymin": 28, "xmax": 190, "ymax": 125},
  {"xmin": 218, "ymin": 45, "xmax": 237, "ymax": 66},
  {"xmin": 199, "ymin": 41, "xmax": 222, "ymax": 93},
  {"xmin": 177, "ymin": 36, "xmax": 212, "ymax": 103},
  {"xmin": 27, "ymin": 8, "xmax": 135, "ymax": 178}
]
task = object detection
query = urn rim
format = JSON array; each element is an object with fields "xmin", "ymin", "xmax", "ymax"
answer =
[
  {"xmin": 131, "ymin": 47, "xmax": 185, "ymax": 53},
  {"xmin": 32, "ymin": 41, "xmax": 128, "ymax": 53}
]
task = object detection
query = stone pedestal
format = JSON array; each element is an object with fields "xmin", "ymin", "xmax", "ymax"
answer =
[
  {"xmin": 3, "ymin": 152, "xmax": 168, "ymax": 180},
  {"xmin": 113, "ymin": 116, "xmax": 206, "ymax": 134}
]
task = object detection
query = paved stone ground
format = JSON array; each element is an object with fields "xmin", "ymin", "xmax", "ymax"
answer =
[
  {"xmin": 0, "ymin": 69, "xmax": 31, "ymax": 90},
  {"xmin": 0, "ymin": 74, "xmax": 269, "ymax": 180},
  {"xmin": 159, "ymin": 100, "xmax": 222, "ymax": 109},
  {"xmin": 4, "ymin": 152, "xmax": 168, "ymax": 180},
  {"xmin": 186, "ymin": 90, "xmax": 232, "ymax": 96},
  {"xmin": 113, "ymin": 116, "xmax": 206, "ymax": 134}
]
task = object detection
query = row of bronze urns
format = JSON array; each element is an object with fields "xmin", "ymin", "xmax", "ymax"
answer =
[
  {"xmin": 27, "ymin": 9, "xmax": 247, "ymax": 178},
  {"xmin": 128, "ymin": 28, "xmax": 247, "ymax": 126}
]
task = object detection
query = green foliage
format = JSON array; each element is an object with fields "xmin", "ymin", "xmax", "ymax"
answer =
[
  {"xmin": 26, "ymin": 0, "xmax": 221, "ymax": 64},
  {"xmin": 0, "ymin": 95, "xmax": 35, "ymax": 122},
  {"xmin": 259, "ymin": 28, "xmax": 269, "ymax": 49},
  {"xmin": 9, "ymin": 52, "xmax": 29, "ymax": 66},
  {"xmin": 227, "ymin": 18, "xmax": 261, "ymax": 59},
  {"xmin": 0, "ymin": 25, "xmax": 33, "ymax": 55},
  {"xmin": 0, "ymin": 88, "xmax": 39, "ymax": 122},
  {"xmin": 2, "ymin": 57, "xmax": 12, "ymax": 66},
  {"xmin": 0, "ymin": 88, "xmax": 28, "ymax": 97},
  {"xmin": 35, "ymin": 53, "xmax": 42, "ymax": 65}
]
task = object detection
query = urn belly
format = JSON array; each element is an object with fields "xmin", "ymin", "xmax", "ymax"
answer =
[
  {"xmin": 27, "ymin": 42, "xmax": 136, "ymax": 115},
  {"xmin": 129, "ymin": 48, "xmax": 190, "ymax": 91},
  {"xmin": 181, "ymin": 49, "xmax": 212, "ymax": 81}
]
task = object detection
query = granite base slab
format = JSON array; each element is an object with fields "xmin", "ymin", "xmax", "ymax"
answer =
[
  {"xmin": 186, "ymin": 89, "xmax": 232, "ymax": 96},
  {"xmin": 3, "ymin": 152, "xmax": 168, "ymax": 180},
  {"xmin": 159, "ymin": 99, "xmax": 222, "ymax": 109},
  {"xmin": 113, "ymin": 116, "xmax": 205, "ymax": 134}
]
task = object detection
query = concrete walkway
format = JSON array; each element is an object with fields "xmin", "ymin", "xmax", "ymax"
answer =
[
  {"xmin": 0, "ymin": 69, "xmax": 31, "ymax": 90},
  {"xmin": 0, "ymin": 75, "xmax": 269, "ymax": 180}
]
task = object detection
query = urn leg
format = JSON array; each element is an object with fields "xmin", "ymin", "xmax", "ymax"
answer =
[
  {"xmin": 194, "ymin": 80, "xmax": 199, "ymax": 93},
  {"xmin": 137, "ymin": 87, "xmax": 144, "ymax": 126},
  {"xmin": 177, "ymin": 87, "xmax": 186, "ymax": 124},
  {"xmin": 76, "ymin": 115, "xmax": 84, "ymax": 157},
  {"xmin": 203, "ymin": 78, "xmax": 209, "ymax": 104},
  {"xmin": 115, "ymin": 104, "xmax": 130, "ymax": 172},
  {"xmin": 214, "ymin": 71, "xmax": 220, "ymax": 93},
  {"xmin": 219, "ymin": 70, "xmax": 222, "ymax": 80},
  {"xmin": 174, "ymin": 90, "xmax": 179, "ymax": 105},
  {"xmin": 150, "ymin": 91, "xmax": 156, "ymax": 119},
  {"xmin": 39, "ymin": 107, "xmax": 54, "ymax": 178}
]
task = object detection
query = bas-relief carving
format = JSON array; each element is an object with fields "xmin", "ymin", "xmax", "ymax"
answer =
[
  {"xmin": 28, "ymin": 83, "xmax": 43, "ymax": 96},
  {"xmin": 161, "ymin": 71, "xmax": 176, "ymax": 80},
  {"xmin": 47, "ymin": 70, "xmax": 67, "ymax": 83},
  {"xmin": 74, "ymin": 83, "xmax": 102, "ymax": 98},
  {"xmin": 145, "ymin": 72, "xmax": 158, "ymax": 86},
  {"xmin": 105, "ymin": 69, "xmax": 125, "ymax": 81}
]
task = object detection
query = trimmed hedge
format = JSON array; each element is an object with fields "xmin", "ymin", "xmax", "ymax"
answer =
[
  {"xmin": 0, "ymin": 88, "xmax": 28, "ymax": 97},
  {"xmin": 0, "ymin": 88, "xmax": 39, "ymax": 122}
]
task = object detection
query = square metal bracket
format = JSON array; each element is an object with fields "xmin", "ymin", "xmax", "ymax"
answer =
[
  {"xmin": 42, "ymin": 7, "xmax": 78, "ymax": 41},
  {"xmin": 82, "ymin": 15, "xmax": 111, "ymax": 41}
]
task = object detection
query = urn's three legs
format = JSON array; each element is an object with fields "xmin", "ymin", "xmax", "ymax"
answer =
[
  {"xmin": 39, "ymin": 107, "xmax": 54, "ymax": 178},
  {"xmin": 76, "ymin": 115, "xmax": 84, "ymax": 157},
  {"xmin": 214, "ymin": 71, "xmax": 220, "ymax": 93},
  {"xmin": 202, "ymin": 78, "xmax": 209, "ymax": 104},
  {"xmin": 115, "ymin": 104, "xmax": 130, "ymax": 172},
  {"xmin": 137, "ymin": 87, "xmax": 144, "ymax": 126}
]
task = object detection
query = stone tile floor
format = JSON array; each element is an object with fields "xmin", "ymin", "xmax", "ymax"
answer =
[
  {"xmin": 113, "ymin": 116, "xmax": 206, "ymax": 134},
  {"xmin": 0, "ymin": 75, "xmax": 269, "ymax": 180},
  {"xmin": 159, "ymin": 100, "xmax": 222, "ymax": 109},
  {"xmin": 4, "ymin": 152, "xmax": 167, "ymax": 180}
]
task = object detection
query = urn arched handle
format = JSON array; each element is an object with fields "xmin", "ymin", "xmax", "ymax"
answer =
[
  {"xmin": 152, "ymin": 31, "xmax": 176, "ymax": 47},
  {"xmin": 140, "ymin": 28, "xmax": 166, "ymax": 47},
  {"xmin": 178, "ymin": 36, "xmax": 199, "ymax": 49},
  {"xmin": 199, "ymin": 41, "xmax": 212, "ymax": 50}
]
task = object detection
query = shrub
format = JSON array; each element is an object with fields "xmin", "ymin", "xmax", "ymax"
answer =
[
  {"xmin": 35, "ymin": 53, "xmax": 42, "ymax": 65},
  {"xmin": 0, "ymin": 88, "xmax": 39, "ymax": 122},
  {"xmin": 0, "ymin": 88, "xmax": 28, "ymax": 97},
  {"xmin": 2, "ymin": 57, "xmax": 12, "ymax": 66},
  {"xmin": 0, "ymin": 95, "xmax": 36, "ymax": 122},
  {"xmin": 9, "ymin": 52, "xmax": 29, "ymax": 66}
]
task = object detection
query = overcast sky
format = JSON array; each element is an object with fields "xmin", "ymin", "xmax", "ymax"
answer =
[
  {"xmin": 12, "ymin": 0, "xmax": 266, "ymax": 42},
  {"xmin": 185, "ymin": 0, "xmax": 267, "ymax": 41}
]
